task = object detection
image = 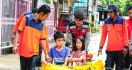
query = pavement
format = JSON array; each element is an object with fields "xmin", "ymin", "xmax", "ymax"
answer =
[
  {"xmin": 0, "ymin": 33, "xmax": 107, "ymax": 70},
  {"xmin": 0, "ymin": 54, "xmax": 20, "ymax": 70}
]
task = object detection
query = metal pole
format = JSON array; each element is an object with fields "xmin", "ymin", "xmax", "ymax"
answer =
[
  {"xmin": 0, "ymin": 0, "xmax": 2, "ymax": 55},
  {"xmin": 15, "ymin": 0, "xmax": 17, "ymax": 23},
  {"xmin": 87, "ymin": 0, "xmax": 89, "ymax": 19},
  {"xmin": 63, "ymin": 0, "xmax": 64, "ymax": 11},
  {"xmin": 53, "ymin": 0, "xmax": 58, "ymax": 27}
]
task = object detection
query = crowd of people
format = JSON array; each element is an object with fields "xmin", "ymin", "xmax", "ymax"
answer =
[{"xmin": 11, "ymin": 4, "xmax": 132, "ymax": 70}]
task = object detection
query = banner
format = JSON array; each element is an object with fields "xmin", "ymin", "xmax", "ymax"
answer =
[{"xmin": 41, "ymin": 59, "xmax": 104, "ymax": 70}]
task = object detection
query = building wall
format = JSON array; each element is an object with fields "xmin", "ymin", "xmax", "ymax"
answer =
[
  {"xmin": 0, "ymin": 0, "xmax": 32, "ymax": 55},
  {"xmin": 0, "ymin": 0, "xmax": 2, "ymax": 55}
]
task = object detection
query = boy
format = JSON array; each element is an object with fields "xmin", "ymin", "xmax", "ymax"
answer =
[
  {"xmin": 12, "ymin": 5, "xmax": 51, "ymax": 70},
  {"xmin": 48, "ymin": 31, "xmax": 70, "ymax": 65}
]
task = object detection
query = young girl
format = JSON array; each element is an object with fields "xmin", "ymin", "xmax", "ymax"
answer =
[{"xmin": 68, "ymin": 36, "xmax": 86, "ymax": 66}]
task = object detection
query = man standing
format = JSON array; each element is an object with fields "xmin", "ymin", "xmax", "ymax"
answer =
[
  {"xmin": 12, "ymin": 5, "xmax": 51, "ymax": 70},
  {"xmin": 127, "ymin": 5, "xmax": 132, "ymax": 70},
  {"xmin": 67, "ymin": 10, "xmax": 90, "ymax": 53},
  {"xmin": 98, "ymin": 5, "xmax": 128, "ymax": 70}
]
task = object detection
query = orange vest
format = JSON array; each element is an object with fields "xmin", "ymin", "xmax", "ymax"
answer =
[{"xmin": 100, "ymin": 16, "xmax": 128, "ymax": 51}]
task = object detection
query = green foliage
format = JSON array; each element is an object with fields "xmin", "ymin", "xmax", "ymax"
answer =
[{"xmin": 99, "ymin": 0, "xmax": 130, "ymax": 16}]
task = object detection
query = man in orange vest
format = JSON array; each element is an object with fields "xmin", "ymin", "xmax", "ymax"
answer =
[
  {"xmin": 127, "ymin": 5, "xmax": 132, "ymax": 70},
  {"xmin": 98, "ymin": 5, "xmax": 128, "ymax": 70}
]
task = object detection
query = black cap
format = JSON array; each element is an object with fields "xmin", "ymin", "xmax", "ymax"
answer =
[
  {"xmin": 128, "ymin": 5, "xmax": 132, "ymax": 11},
  {"xmin": 108, "ymin": 5, "xmax": 117, "ymax": 12},
  {"xmin": 74, "ymin": 9, "xmax": 84, "ymax": 20}
]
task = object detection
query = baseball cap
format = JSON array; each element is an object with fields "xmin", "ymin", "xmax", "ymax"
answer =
[
  {"xmin": 74, "ymin": 9, "xmax": 84, "ymax": 20},
  {"xmin": 108, "ymin": 5, "xmax": 117, "ymax": 12}
]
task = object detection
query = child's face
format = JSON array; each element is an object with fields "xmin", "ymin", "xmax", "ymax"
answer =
[
  {"xmin": 55, "ymin": 38, "xmax": 65, "ymax": 48},
  {"xmin": 76, "ymin": 39, "xmax": 82, "ymax": 50}
]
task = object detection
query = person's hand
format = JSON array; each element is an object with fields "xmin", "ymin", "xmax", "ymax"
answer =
[
  {"xmin": 42, "ymin": 60, "xmax": 48, "ymax": 65},
  {"xmin": 45, "ymin": 54, "xmax": 50, "ymax": 60},
  {"xmin": 12, "ymin": 45, "xmax": 18, "ymax": 54},
  {"xmin": 123, "ymin": 48, "xmax": 128, "ymax": 56},
  {"xmin": 68, "ymin": 57, "xmax": 73, "ymax": 62},
  {"xmin": 98, "ymin": 48, "xmax": 102, "ymax": 56},
  {"xmin": 129, "ymin": 49, "xmax": 132, "ymax": 56}
]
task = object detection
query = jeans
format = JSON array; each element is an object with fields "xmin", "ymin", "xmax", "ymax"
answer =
[
  {"xmin": 105, "ymin": 51, "xmax": 124, "ymax": 70},
  {"xmin": 20, "ymin": 55, "xmax": 38, "ymax": 70}
]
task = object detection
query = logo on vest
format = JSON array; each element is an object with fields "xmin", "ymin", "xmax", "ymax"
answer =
[{"xmin": 106, "ymin": 26, "xmax": 110, "ymax": 31}]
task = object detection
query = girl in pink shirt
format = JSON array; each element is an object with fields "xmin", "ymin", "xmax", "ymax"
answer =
[{"xmin": 68, "ymin": 36, "xmax": 86, "ymax": 66}]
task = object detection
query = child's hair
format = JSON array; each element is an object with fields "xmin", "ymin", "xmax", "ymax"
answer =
[
  {"xmin": 73, "ymin": 36, "xmax": 85, "ymax": 51},
  {"xmin": 32, "ymin": 8, "xmax": 38, "ymax": 14},
  {"xmin": 65, "ymin": 41, "xmax": 72, "ymax": 47},
  {"xmin": 38, "ymin": 4, "xmax": 51, "ymax": 15},
  {"xmin": 54, "ymin": 31, "xmax": 64, "ymax": 41}
]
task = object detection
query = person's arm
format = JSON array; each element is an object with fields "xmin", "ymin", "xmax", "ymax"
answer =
[
  {"xmin": 12, "ymin": 31, "xmax": 19, "ymax": 54},
  {"xmin": 72, "ymin": 51, "xmax": 86, "ymax": 62},
  {"xmin": 130, "ymin": 32, "xmax": 132, "ymax": 49},
  {"xmin": 41, "ymin": 45, "xmax": 53, "ymax": 65},
  {"xmin": 129, "ymin": 32, "xmax": 132, "ymax": 56},
  {"xmin": 123, "ymin": 20, "xmax": 129, "ymax": 48},
  {"xmin": 47, "ymin": 48, "xmax": 54, "ymax": 63},
  {"xmin": 63, "ymin": 47, "xmax": 71, "ymax": 66},
  {"xmin": 41, "ymin": 40, "xmax": 48, "ymax": 58},
  {"xmin": 123, "ymin": 20, "xmax": 129, "ymax": 55},
  {"xmin": 66, "ymin": 26, "xmax": 73, "ymax": 45},
  {"xmin": 41, "ymin": 24, "xmax": 49, "ymax": 56},
  {"xmin": 72, "ymin": 58, "xmax": 84, "ymax": 62},
  {"xmin": 98, "ymin": 23, "xmax": 107, "ymax": 55},
  {"xmin": 99, "ymin": 23, "xmax": 107, "ymax": 48},
  {"xmin": 12, "ymin": 16, "xmax": 26, "ymax": 54},
  {"xmin": 63, "ymin": 57, "xmax": 69, "ymax": 66},
  {"xmin": 85, "ymin": 31, "xmax": 90, "ymax": 50}
]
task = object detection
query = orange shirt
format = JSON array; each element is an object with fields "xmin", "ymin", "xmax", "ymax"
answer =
[
  {"xmin": 12, "ymin": 14, "xmax": 23, "ymax": 33},
  {"xmin": 18, "ymin": 14, "xmax": 48, "ymax": 58},
  {"xmin": 127, "ymin": 19, "xmax": 132, "ymax": 40},
  {"xmin": 100, "ymin": 16, "xmax": 128, "ymax": 51},
  {"xmin": 12, "ymin": 11, "xmax": 32, "ymax": 33}
]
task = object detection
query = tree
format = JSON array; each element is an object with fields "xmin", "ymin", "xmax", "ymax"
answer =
[{"xmin": 99, "ymin": 0, "xmax": 129, "ymax": 16}]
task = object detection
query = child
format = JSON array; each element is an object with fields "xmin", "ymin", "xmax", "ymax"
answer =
[
  {"xmin": 65, "ymin": 42, "xmax": 73, "ymax": 53},
  {"xmin": 48, "ymin": 31, "xmax": 70, "ymax": 65},
  {"xmin": 68, "ymin": 36, "xmax": 86, "ymax": 66}
]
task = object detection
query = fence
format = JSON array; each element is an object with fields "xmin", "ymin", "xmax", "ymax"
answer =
[{"xmin": 0, "ymin": 0, "xmax": 31, "ymax": 55}]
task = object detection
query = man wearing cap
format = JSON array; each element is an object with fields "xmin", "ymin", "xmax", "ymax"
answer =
[
  {"xmin": 98, "ymin": 5, "xmax": 128, "ymax": 70},
  {"xmin": 67, "ymin": 10, "xmax": 90, "ymax": 53},
  {"xmin": 127, "ymin": 5, "xmax": 132, "ymax": 70}
]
